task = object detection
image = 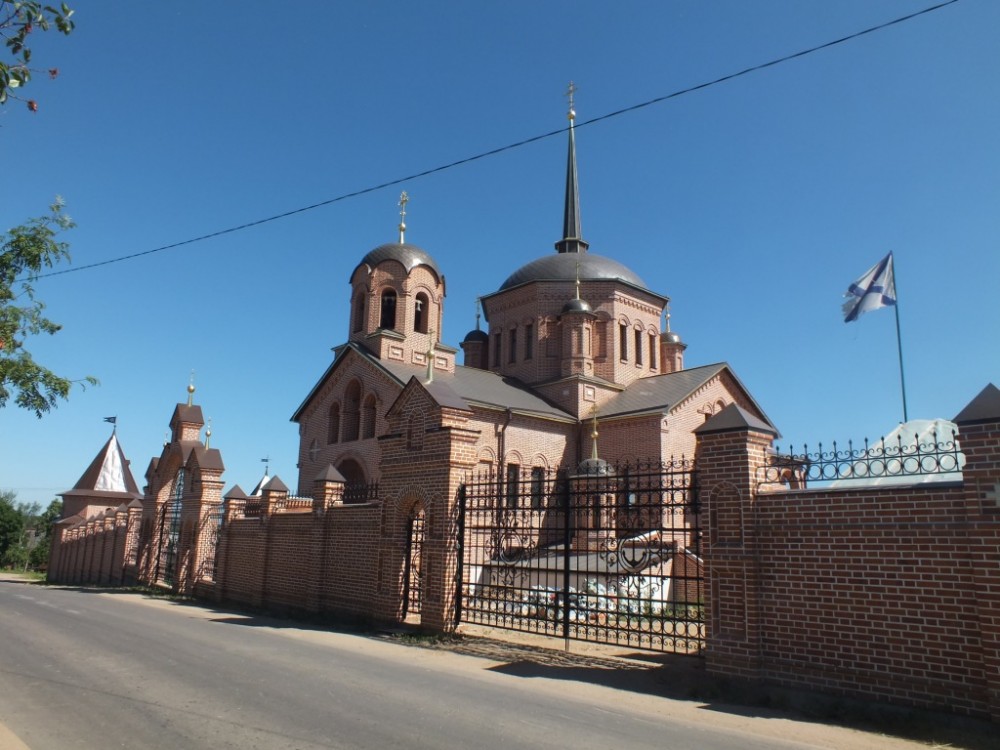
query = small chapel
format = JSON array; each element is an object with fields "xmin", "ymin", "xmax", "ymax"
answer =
[{"xmin": 290, "ymin": 97, "xmax": 774, "ymax": 497}]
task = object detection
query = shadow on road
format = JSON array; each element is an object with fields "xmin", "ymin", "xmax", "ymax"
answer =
[{"xmin": 16, "ymin": 577, "xmax": 996, "ymax": 750}]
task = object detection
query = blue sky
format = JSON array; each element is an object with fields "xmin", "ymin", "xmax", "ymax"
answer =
[{"xmin": 3, "ymin": 0, "xmax": 997, "ymax": 505}]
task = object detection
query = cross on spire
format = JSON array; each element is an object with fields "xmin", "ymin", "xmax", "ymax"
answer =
[
  {"xmin": 398, "ymin": 191, "xmax": 409, "ymax": 243},
  {"xmin": 566, "ymin": 81, "xmax": 577, "ymax": 121}
]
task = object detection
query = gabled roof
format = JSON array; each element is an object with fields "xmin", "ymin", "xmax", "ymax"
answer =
[
  {"xmin": 292, "ymin": 342, "xmax": 575, "ymax": 424},
  {"xmin": 598, "ymin": 362, "xmax": 777, "ymax": 432},
  {"xmin": 61, "ymin": 432, "xmax": 143, "ymax": 500}
]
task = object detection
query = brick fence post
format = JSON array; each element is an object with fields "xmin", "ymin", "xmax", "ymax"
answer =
[
  {"xmin": 694, "ymin": 404, "xmax": 776, "ymax": 679},
  {"xmin": 953, "ymin": 383, "xmax": 1000, "ymax": 722}
]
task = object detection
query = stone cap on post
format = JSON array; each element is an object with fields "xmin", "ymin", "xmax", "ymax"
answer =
[
  {"xmin": 313, "ymin": 464, "xmax": 347, "ymax": 513},
  {"xmin": 953, "ymin": 383, "xmax": 1000, "ymax": 427},
  {"xmin": 693, "ymin": 403, "xmax": 779, "ymax": 438},
  {"xmin": 260, "ymin": 476, "xmax": 289, "ymax": 517},
  {"xmin": 223, "ymin": 485, "xmax": 248, "ymax": 521},
  {"xmin": 953, "ymin": 383, "xmax": 1000, "ymax": 512}
]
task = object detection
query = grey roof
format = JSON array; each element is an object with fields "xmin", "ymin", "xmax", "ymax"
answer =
[
  {"xmin": 597, "ymin": 364, "xmax": 727, "ymax": 419},
  {"xmin": 953, "ymin": 383, "xmax": 1000, "ymax": 425},
  {"xmin": 598, "ymin": 363, "xmax": 777, "ymax": 434},
  {"xmin": 561, "ymin": 297, "xmax": 593, "ymax": 315},
  {"xmin": 694, "ymin": 403, "xmax": 778, "ymax": 436},
  {"xmin": 353, "ymin": 243, "xmax": 442, "ymax": 281},
  {"xmin": 292, "ymin": 342, "xmax": 574, "ymax": 423},
  {"xmin": 495, "ymin": 252, "xmax": 651, "ymax": 294},
  {"xmin": 315, "ymin": 464, "xmax": 347, "ymax": 483},
  {"xmin": 262, "ymin": 475, "xmax": 289, "ymax": 493},
  {"xmin": 378, "ymin": 353, "xmax": 574, "ymax": 421},
  {"xmin": 171, "ymin": 403, "xmax": 204, "ymax": 426},
  {"xmin": 224, "ymin": 484, "xmax": 249, "ymax": 500},
  {"xmin": 462, "ymin": 328, "xmax": 489, "ymax": 343}
]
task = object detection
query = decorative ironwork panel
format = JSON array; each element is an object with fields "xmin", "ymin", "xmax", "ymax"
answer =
[
  {"xmin": 160, "ymin": 500, "xmax": 181, "ymax": 586},
  {"xmin": 404, "ymin": 507, "xmax": 425, "ymax": 617},
  {"xmin": 457, "ymin": 459, "xmax": 703, "ymax": 654},
  {"xmin": 198, "ymin": 503, "xmax": 224, "ymax": 581},
  {"xmin": 759, "ymin": 429, "xmax": 964, "ymax": 488}
]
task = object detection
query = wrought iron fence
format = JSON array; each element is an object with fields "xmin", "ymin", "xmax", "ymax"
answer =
[
  {"xmin": 456, "ymin": 459, "xmax": 703, "ymax": 654},
  {"xmin": 343, "ymin": 482, "xmax": 380, "ymax": 504},
  {"xmin": 759, "ymin": 428, "xmax": 963, "ymax": 488}
]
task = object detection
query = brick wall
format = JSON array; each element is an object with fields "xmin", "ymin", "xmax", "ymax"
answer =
[{"xmin": 698, "ymin": 386, "xmax": 1000, "ymax": 722}]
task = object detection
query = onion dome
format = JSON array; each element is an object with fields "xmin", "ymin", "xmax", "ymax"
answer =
[
  {"xmin": 462, "ymin": 328, "xmax": 489, "ymax": 344},
  {"xmin": 353, "ymin": 242, "xmax": 442, "ymax": 281},
  {"xmin": 577, "ymin": 457, "xmax": 612, "ymax": 476},
  {"xmin": 561, "ymin": 296, "xmax": 593, "ymax": 315}
]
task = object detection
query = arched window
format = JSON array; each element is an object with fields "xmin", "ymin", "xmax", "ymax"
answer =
[
  {"xmin": 327, "ymin": 403, "xmax": 341, "ymax": 444},
  {"xmin": 343, "ymin": 381, "xmax": 362, "ymax": 441},
  {"xmin": 413, "ymin": 292, "xmax": 429, "ymax": 334},
  {"xmin": 351, "ymin": 295, "xmax": 365, "ymax": 333},
  {"xmin": 380, "ymin": 289, "xmax": 397, "ymax": 330},
  {"xmin": 362, "ymin": 394, "xmax": 377, "ymax": 439}
]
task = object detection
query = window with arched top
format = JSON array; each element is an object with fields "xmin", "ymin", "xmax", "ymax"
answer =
[
  {"xmin": 362, "ymin": 394, "xmax": 377, "ymax": 439},
  {"xmin": 343, "ymin": 381, "xmax": 362, "ymax": 441},
  {"xmin": 351, "ymin": 295, "xmax": 365, "ymax": 333},
  {"xmin": 414, "ymin": 292, "xmax": 429, "ymax": 334},
  {"xmin": 380, "ymin": 289, "xmax": 397, "ymax": 330},
  {"xmin": 328, "ymin": 403, "xmax": 341, "ymax": 444}
]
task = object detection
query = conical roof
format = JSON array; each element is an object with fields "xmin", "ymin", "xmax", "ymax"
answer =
[{"xmin": 62, "ymin": 432, "xmax": 142, "ymax": 499}]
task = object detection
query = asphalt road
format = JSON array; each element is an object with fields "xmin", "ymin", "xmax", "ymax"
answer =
[{"xmin": 0, "ymin": 578, "xmax": 922, "ymax": 750}]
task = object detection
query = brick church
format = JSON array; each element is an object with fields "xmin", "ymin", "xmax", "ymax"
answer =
[{"xmin": 290, "ymin": 100, "xmax": 773, "ymax": 496}]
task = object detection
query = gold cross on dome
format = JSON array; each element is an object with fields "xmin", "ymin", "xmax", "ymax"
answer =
[{"xmin": 398, "ymin": 191, "xmax": 409, "ymax": 243}]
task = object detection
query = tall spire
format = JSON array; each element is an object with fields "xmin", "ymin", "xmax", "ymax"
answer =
[{"xmin": 555, "ymin": 81, "xmax": 589, "ymax": 255}]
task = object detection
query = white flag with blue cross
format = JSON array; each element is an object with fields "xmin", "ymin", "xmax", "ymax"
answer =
[{"xmin": 842, "ymin": 252, "xmax": 896, "ymax": 323}]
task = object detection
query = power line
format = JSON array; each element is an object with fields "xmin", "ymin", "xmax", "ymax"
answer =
[{"xmin": 28, "ymin": 0, "xmax": 960, "ymax": 282}]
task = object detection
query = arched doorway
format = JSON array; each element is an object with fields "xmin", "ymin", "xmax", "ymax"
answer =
[{"xmin": 402, "ymin": 504, "xmax": 426, "ymax": 618}]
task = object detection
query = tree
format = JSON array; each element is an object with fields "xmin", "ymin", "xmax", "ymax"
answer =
[
  {"xmin": 0, "ymin": 490, "xmax": 25, "ymax": 562},
  {"xmin": 1, "ymin": 199, "xmax": 97, "ymax": 416},
  {"xmin": 1, "ymin": 1, "xmax": 74, "ymax": 111}
]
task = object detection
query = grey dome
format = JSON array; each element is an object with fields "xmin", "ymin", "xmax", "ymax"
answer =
[
  {"xmin": 561, "ymin": 297, "xmax": 593, "ymax": 315},
  {"xmin": 576, "ymin": 457, "xmax": 612, "ymax": 476},
  {"xmin": 462, "ymin": 328, "xmax": 489, "ymax": 344},
  {"xmin": 662, "ymin": 331, "xmax": 682, "ymax": 344},
  {"xmin": 354, "ymin": 242, "xmax": 442, "ymax": 281},
  {"xmin": 498, "ymin": 252, "xmax": 649, "ymax": 293}
]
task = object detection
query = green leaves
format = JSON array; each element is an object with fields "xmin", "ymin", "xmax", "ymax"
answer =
[
  {"xmin": 0, "ymin": 1, "xmax": 74, "ymax": 109},
  {"xmin": 1, "ymin": 200, "xmax": 97, "ymax": 418}
]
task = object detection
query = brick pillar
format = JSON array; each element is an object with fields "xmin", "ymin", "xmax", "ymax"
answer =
[
  {"xmin": 694, "ymin": 404, "xmax": 776, "ymax": 679},
  {"xmin": 954, "ymin": 384, "xmax": 1000, "ymax": 722},
  {"xmin": 309, "ymin": 466, "xmax": 347, "ymax": 613},
  {"xmin": 312, "ymin": 466, "xmax": 347, "ymax": 514}
]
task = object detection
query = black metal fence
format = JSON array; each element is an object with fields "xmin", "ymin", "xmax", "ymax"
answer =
[
  {"xmin": 456, "ymin": 459, "xmax": 703, "ymax": 654},
  {"xmin": 759, "ymin": 428, "xmax": 964, "ymax": 488}
]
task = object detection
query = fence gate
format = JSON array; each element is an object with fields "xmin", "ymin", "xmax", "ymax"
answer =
[
  {"xmin": 456, "ymin": 460, "xmax": 703, "ymax": 654},
  {"xmin": 403, "ymin": 505, "xmax": 426, "ymax": 617},
  {"xmin": 159, "ymin": 500, "xmax": 181, "ymax": 586}
]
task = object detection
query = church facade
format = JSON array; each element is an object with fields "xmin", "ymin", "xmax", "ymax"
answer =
[{"xmin": 291, "ymin": 103, "xmax": 773, "ymax": 499}]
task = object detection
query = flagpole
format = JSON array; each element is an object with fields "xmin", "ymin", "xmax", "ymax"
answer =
[{"xmin": 893, "ymin": 263, "xmax": 908, "ymax": 423}]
